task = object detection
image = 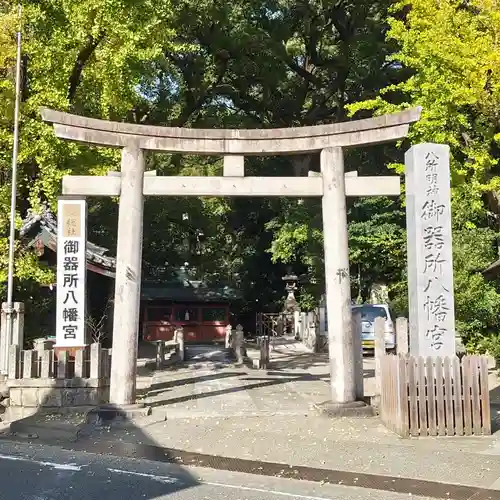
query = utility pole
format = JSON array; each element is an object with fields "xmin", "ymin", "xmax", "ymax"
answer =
[{"xmin": 3, "ymin": 3, "xmax": 23, "ymax": 374}]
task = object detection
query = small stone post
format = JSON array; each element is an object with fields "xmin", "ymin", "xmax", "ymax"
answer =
[
  {"xmin": 276, "ymin": 315, "xmax": 284, "ymax": 336},
  {"xmin": 90, "ymin": 343, "xmax": 102, "ymax": 380},
  {"xmin": 396, "ymin": 317, "xmax": 409, "ymax": 355},
  {"xmin": 225, "ymin": 324, "xmax": 232, "ymax": 349},
  {"xmin": 40, "ymin": 350, "xmax": 52, "ymax": 379},
  {"xmin": 156, "ymin": 341, "xmax": 165, "ymax": 370},
  {"xmin": 307, "ymin": 312, "xmax": 317, "ymax": 352},
  {"xmin": 7, "ymin": 345, "xmax": 19, "ymax": 379},
  {"xmin": 352, "ymin": 312, "xmax": 364, "ymax": 400},
  {"xmin": 174, "ymin": 326, "xmax": 185, "ymax": 361},
  {"xmin": 294, "ymin": 310, "xmax": 300, "ymax": 339},
  {"xmin": 233, "ymin": 324, "xmax": 245, "ymax": 365},
  {"xmin": 299, "ymin": 312, "xmax": 306, "ymax": 340},
  {"xmin": 374, "ymin": 317, "xmax": 386, "ymax": 402},
  {"xmin": 12, "ymin": 302, "xmax": 24, "ymax": 348},
  {"xmin": 258, "ymin": 336, "xmax": 270, "ymax": 369}
]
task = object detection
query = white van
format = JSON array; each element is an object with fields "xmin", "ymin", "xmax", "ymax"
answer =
[{"xmin": 351, "ymin": 304, "xmax": 395, "ymax": 351}]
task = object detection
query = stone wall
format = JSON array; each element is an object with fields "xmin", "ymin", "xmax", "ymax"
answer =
[
  {"xmin": 3, "ymin": 343, "xmax": 111, "ymax": 421},
  {"xmin": 8, "ymin": 380, "xmax": 109, "ymax": 409}
]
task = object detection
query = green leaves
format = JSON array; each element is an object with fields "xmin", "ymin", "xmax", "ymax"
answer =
[
  {"xmin": 348, "ymin": 0, "xmax": 500, "ymax": 187},
  {"xmin": 349, "ymin": 0, "xmax": 500, "ymax": 345},
  {"xmin": 0, "ymin": 1, "xmax": 186, "ymax": 296},
  {"xmin": 0, "ymin": 0, "xmax": 497, "ymax": 341}
]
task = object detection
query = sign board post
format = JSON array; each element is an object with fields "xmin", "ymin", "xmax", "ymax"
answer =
[{"xmin": 56, "ymin": 197, "xmax": 87, "ymax": 348}]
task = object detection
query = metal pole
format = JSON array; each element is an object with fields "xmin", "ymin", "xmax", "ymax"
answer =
[{"xmin": 3, "ymin": 4, "xmax": 23, "ymax": 374}]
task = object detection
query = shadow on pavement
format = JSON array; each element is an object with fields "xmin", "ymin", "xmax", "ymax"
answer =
[
  {"xmin": 146, "ymin": 369, "xmax": 337, "ymax": 408},
  {"xmin": 64, "ymin": 433, "xmax": 499, "ymax": 500},
  {"xmin": 147, "ymin": 371, "xmax": 244, "ymax": 395},
  {"xmin": 0, "ymin": 379, "xmax": 200, "ymax": 499},
  {"xmin": 0, "ymin": 439, "xmax": 200, "ymax": 500},
  {"xmin": 259, "ymin": 351, "xmax": 329, "ymax": 371},
  {"xmin": 264, "ymin": 349, "xmax": 376, "ymax": 373},
  {"xmin": 1, "ymin": 354, "xmax": 498, "ymax": 500},
  {"xmin": 142, "ymin": 340, "xmax": 377, "ymax": 409}
]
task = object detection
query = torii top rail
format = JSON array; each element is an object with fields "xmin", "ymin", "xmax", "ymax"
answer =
[{"xmin": 41, "ymin": 107, "xmax": 421, "ymax": 154}]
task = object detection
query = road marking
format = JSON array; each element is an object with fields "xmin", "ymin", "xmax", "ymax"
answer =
[
  {"xmin": 0, "ymin": 453, "xmax": 82, "ymax": 471},
  {"xmin": 202, "ymin": 481, "xmax": 335, "ymax": 500},
  {"xmin": 489, "ymin": 476, "xmax": 500, "ymax": 490},
  {"xmin": 108, "ymin": 468, "xmax": 180, "ymax": 484}
]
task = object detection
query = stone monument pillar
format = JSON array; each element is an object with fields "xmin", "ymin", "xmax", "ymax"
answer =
[{"xmin": 405, "ymin": 143, "xmax": 456, "ymax": 357}]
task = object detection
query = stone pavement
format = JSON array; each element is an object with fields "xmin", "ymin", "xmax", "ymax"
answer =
[
  {"xmin": 139, "ymin": 340, "xmax": 343, "ymax": 418},
  {"xmin": 78, "ymin": 339, "xmax": 500, "ymax": 494}
]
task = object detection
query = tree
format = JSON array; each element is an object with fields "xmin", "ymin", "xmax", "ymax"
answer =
[
  {"xmin": 0, "ymin": 1, "xmax": 290, "ymax": 320},
  {"xmin": 0, "ymin": 1, "xmax": 189, "ymax": 322},
  {"xmin": 171, "ymin": 0, "xmax": 411, "ymax": 306},
  {"xmin": 7, "ymin": 0, "xmax": 498, "ymax": 342},
  {"xmin": 348, "ymin": 0, "xmax": 500, "ymax": 346}
]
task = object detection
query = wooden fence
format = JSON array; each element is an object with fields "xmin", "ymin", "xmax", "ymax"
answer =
[
  {"xmin": 7, "ymin": 343, "xmax": 112, "ymax": 381},
  {"xmin": 380, "ymin": 354, "xmax": 491, "ymax": 437}
]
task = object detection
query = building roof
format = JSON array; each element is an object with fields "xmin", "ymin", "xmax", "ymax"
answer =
[
  {"xmin": 142, "ymin": 282, "xmax": 238, "ymax": 303},
  {"xmin": 483, "ymin": 257, "xmax": 500, "ymax": 277},
  {"xmin": 20, "ymin": 205, "xmax": 116, "ymax": 277},
  {"xmin": 20, "ymin": 206, "xmax": 241, "ymax": 301}
]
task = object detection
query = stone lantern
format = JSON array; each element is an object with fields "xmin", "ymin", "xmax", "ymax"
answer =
[{"xmin": 282, "ymin": 268, "xmax": 300, "ymax": 314}]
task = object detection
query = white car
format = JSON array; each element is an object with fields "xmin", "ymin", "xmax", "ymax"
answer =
[{"xmin": 351, "ymin": 304, "xmax": 396, "ymax": 351}]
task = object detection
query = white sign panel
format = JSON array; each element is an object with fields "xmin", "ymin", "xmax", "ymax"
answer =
[
  {"xmin": 406, "ymin": 143, "xmax": 456, "ymax": 357},
  {"xmin": 56, "ymin": 198, "xmax": 87, "ymax": 347}
]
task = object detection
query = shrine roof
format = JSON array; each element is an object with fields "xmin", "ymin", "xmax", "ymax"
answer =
[
  {"xmin": 141, "ymin": 283, "xmax": 238, "ymax": 302},
  {"xmin": 19, "ymin": 208, "xmax": 241, "ymax": 298},
  {"xmin": 20, "ymin": 206, "xmax": 116, "ymax": 277},
  {"xmin": 483, "ymin": 257, "xmax": 500, "ymax": 277}
]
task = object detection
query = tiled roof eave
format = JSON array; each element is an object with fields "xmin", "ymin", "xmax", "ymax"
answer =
[{"xmin": 20, "ymin": 205, "xmax": 116, "ymax": 272}]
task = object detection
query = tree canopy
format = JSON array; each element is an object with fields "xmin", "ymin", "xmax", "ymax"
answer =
[
  {"xmin": 348, "ymin": 0, "xmax": 500, "ymax": 351},
  {"xmin": 0, "ymin": 0, "xmax": 499, "ymax": 353}
]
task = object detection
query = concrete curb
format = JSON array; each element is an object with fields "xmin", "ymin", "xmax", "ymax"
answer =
[{"xmin": 9, "ymin": 419, "xmax": 84, "ymax": 442}]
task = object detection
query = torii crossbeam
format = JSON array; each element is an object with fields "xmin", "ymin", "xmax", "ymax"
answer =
[{"xmin": 41, "ymin": 106, "xmax": 421, "ymax": 412}]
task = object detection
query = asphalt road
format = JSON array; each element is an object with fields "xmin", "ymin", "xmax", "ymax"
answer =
[{"xmin": 0, "ymin": 440, "xmax": 437, "ymax": 500}]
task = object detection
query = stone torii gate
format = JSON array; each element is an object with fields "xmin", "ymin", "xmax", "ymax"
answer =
[{"xmin": 41, "ymin": 107, "xmax": 421, "ymax": 412}]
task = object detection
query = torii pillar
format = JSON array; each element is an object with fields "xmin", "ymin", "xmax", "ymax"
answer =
[
  {"xmin": 41, "ymin": 107, "xmax": 421, "ymax": 411},
  {"xmin": 111, "ymin": 145, "xmax": 145, "ymax": 404}
]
